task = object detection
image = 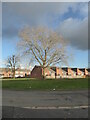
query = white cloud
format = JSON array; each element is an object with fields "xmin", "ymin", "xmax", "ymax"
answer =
[
  {"xmin": 2, "ymin": 2, "xmax": 88, "ymax": 50},
  {"xmin": 72, "ymin": 2, "xmax": 88, "ymax": 17},
  {"xmin": 58, "ymin": 17, "xmax": 88, "ymax": 50},
  {"xmin": 2, "ymin": 2, "xmax": 71, "ymax": 38}
]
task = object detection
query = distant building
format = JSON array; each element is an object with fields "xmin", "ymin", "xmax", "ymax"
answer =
[
  {"xmin": 30, "ymin": 65, "xmax": 90, "ymax": 79},
  {"xmin": 15, "ymin": 68, "xmax": 30, "ymax": 78},
  {"xmin": 0, "ymin": 68, "xmax": 30, "ymax": 78},
  {"xmin": 0, "ymin": 66, "xmax": 89, "ymax": 79},
  {"xmin": 0, "ymin": 68, "xmax": 12, "ymax": 78}
]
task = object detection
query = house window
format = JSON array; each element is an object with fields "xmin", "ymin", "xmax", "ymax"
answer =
[
  {"xmin": 82, "ymin": 73, "xmax": 84, "ymax": 75},
  {"xmin": 78, "ymin": 73, "xmax": 81, "ymax": 75},
  {"xmin": 45, "ymin": 74, "xmax": 48, "ymax": 76},
  {"xmin": 58, "ymin": 74, "xmax": 60, "ymax": 76},
  {"xmin": 65, "ymin": 72, "xmax": 67, "ymax": 75},
  {"xmin": 68, "ymin": 74, "xmax": 71, "ymax": 76},
  {"xmin": 74, "ymin": 73, "xmax": 76, "ymax": 76},
  {"xmin": 49, "ymin": 74, "xmax": 51, "ymax": 76},
  {"xmin": 20, "ymin": 71, "xmax": 23, "ymax": 74},
  {"xmin": 16, "ymin": 71, "xmax": 19, "ymax": 74}
]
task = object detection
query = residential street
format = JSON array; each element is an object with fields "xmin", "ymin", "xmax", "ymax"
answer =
[
  {"xmin": 2, "ymin": 90, "xmax": 88, "ymax": 107},
  {"xmin": 2, "ymin": 89, "xmax": 88, "ymax": 118}
]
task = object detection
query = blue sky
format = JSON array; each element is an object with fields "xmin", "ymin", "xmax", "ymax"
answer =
[{"xmin": 1, "ymin": 2, "xmax": 88, "ymax": 69}]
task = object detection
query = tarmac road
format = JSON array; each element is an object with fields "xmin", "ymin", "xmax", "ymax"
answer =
[
  {"xmin": 2, "ymin": 89, "xmax": 88, "ymax": 107},
  {"xmin": 2, "ymin": 89, "xmax": 89, "ymax": 118}
]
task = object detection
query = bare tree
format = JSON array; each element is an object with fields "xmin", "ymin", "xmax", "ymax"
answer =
[
  {"xmin": 6, "ymin": 55, "xmax": 19, "ymax": 78},
  {"xmin": 18, "ymin": 26, "xmax": 69, "ymax": 79}
]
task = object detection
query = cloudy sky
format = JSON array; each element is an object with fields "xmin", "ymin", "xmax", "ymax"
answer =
[{"xmin": 1, "ymin": 2, "xmax": 89, "ymax": 68}]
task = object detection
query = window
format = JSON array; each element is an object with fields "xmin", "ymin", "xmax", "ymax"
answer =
[
  {"xmin": 0, "ymin": 74, "xmax": 4, "ymax": 75},
  {"xmin": 74, "ymin": 73, "xmax": 76, "ymax": 76},
  {"xmin": 78, "ymin": 73, "xmax": 81, "ymax": 75},
  {"xmin": 58, "ymin": 74, "xmax": 60, "ymax": 76},
  {"xmin": 45, "ymin": 74, "xmax": 48, "ymax": 76},
  {"xmin": 16, "ymin": 71, "xmax": 19, "ymax": 74},
  {"xmin": 49, "ymin": 74, "xmax": 51, "ymax": 76},
  {"xmin": 82, "ymin": 73, "xmax": 84, "ymax": 75},
  {"xmin": 20, "ymin": 71, "xmax": 23, "ymax": 74},
  {"xmin": 68, "ymin": 74, "xmax": 71, "ymax": 76}
]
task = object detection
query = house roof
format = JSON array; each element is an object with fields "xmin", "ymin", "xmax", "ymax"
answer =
[
  {"xmin": 79, "ymin": 68, "xmax": 85, "ymax": 72},
  {"xmin": 62, "ymin": 67, "xmax": 68, "ymax": 72},
  {"xmin": 33, "ymin": 66, "xmax": 55, "ymax": 73},
  {"xmin": 16, "ymin": 68, "xmax": 30, "ymax": 72},
  {"xmin": 87, "ymin": 68, "xmax": 90, "ymax": 72},
  {"xmin": 0, "ymin": 68, "xmax": 30, "ymax": 72},
  {"xmin": 71, "ymin": 68, "xmax": 77, "ymax": 72},
  {"xmin": 51, "ymin": 67, "xmax": 56, "ymax": 72},
  {"xmin": 48, "ymin": 68, "xmax": 55, "ymax": 73},
  {"xmin": 0, "ymin": 68, "xmax": 10, "ymax": 72}
]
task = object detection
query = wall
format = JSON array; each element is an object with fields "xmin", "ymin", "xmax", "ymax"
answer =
[{"xmin": 30, "ymin": 66, "xmax": 42, "ymax": 79}]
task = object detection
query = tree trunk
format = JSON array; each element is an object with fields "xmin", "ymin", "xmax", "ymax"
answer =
[
  {"xmin": 42, "ymin": 49, "xmax": 47, "ymax": 79},
  {"xmin": 13, "ymin": 68, "xmax": 15, "ymax": 78},
  {"xmin": 43, "ymin": 67, "xmax": 45, "ymax": 79},
  {"xmin": 12, "ymin": 67, "xmax": 15, "ymax": 78},
  {"xmin": 55, "ymin": 72, "xmax": 56, "ymax": 79}
]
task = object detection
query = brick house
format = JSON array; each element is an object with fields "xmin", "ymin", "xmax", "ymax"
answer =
[
  {"xmin": 51, "ymin": 67, "xmax": 71, "ymax": 78},
  {"xmin": 1, "ymin": 66, "xmax": 89, "ymax": 79},
  {"xmin": 30, "ymin": 66, "xmax": 89, "ymax": 79},
  {"xmin": 30, "ymin": 66, "xmax": 42, "ymax": 79},
  {"xmin": 61, "ymin": 68, "xmax": 68, "ymax": 78},
  {"xmin": 0, "ymin": 68, "xmax": 30, "ymax": 78},
  {"xmin": 80, "ymin": 68, "xmax": 89, "ymax": 77},
  {"xmin": 51, "ymin": 67, "xmax": 77, "ymax": 78},
  {"xmin": 76, "ymin": 68, "xmax": 86, "ymax": 78},
  {"xmin": 71, "ymin": 68, "xmax": 77, "ymax": 77},
  {"xmin": 0, "ymin": 68, "xmax": 12, "ymax": 78},
  {"xmin": 51, "ymin": 67, "xmax": 62, "ymax": 78},
  {"xmin": 72, "ymin": 68, "xmax": 88, "ymax": 78},
  {"xmin": 30, "ymin": 65, "xmax": 55, "ymax": 79},
  {"xmin": 61, "ymin": 67, "xmax": 76, "ymax": 78},
  {"xmin": 15, "ymin": 68, "xmax": 30, "ymax": 77}
]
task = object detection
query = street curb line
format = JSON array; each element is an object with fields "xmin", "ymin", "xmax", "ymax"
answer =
[{"xmin": 23, "ymin": 105, "xmax": 89, "ymax": 109}]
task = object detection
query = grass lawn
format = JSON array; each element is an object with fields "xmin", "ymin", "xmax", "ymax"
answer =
[{"xmin": 1, "ymin": 78, "xmax": 89, "ymax": 91}]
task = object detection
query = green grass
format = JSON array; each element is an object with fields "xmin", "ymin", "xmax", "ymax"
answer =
[{"xmin": 1, "ymin": 78, "xmax": 89, "ymax": 91}]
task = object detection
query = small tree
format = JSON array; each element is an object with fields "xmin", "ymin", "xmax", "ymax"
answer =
[
  {"xmin": 6, "ymin": 55, "xmax": 19, "ymax": 78},
  {"xmin": 18, "ymin": 26, "xmax": 69, "ymax": 79}
]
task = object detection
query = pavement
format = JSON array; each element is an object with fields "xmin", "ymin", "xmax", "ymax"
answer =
[
  {"xmin": 2, "ymin": 89, "xmax": 89, "ymax": 118},
  {"xmin": 2, "ymin": 106, "xmax": 88, "ymax": 118}
]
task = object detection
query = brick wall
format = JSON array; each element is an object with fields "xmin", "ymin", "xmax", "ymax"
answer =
[
  {"xmin": 85, "ymin": 69, "xmax": 88, "ymax": 75},
  {"xmin": 56, "ymin": 68, "xmax": 62, "ymax": 75},
  {"xmin": 0, "ymin": 68, "xmax": 30, "ymax": 78},
  {"xmin": 30, "ymin": 66, "xmax": 42, "ymax": 79}
]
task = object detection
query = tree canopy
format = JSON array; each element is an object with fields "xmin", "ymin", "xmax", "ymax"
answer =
[{"xmin": 18, "ymin": 26, "xmax": 69, "ymax": 78}]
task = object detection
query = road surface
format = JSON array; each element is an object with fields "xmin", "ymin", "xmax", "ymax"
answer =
[{"xmin": 2, "ymin": 89, "xmax": 88, "ymax": 118}]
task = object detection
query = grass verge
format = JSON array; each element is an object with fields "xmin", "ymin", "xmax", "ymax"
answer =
[{"xmin": 1, "ymin": 78, "xmax": 89, "ymax": 91}]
